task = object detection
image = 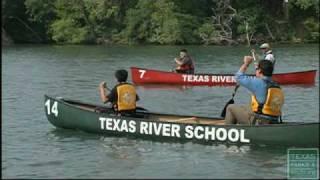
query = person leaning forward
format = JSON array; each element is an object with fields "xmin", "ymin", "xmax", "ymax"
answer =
[
  {"xmin": 174, "ymin": 49, "xmax": 195, "ymax": 74},
  {"xmin": 224, "ymin": 57, "xmax": 284, "ymax": 125},
  {"xmin": 99, "ymin": 69, "xmax": 140, "ymax": 116}
]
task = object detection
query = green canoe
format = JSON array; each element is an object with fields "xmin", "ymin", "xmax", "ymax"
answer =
[{"xmin": 44, "ymin": 95, "xmax": 319, "ymax": 147}]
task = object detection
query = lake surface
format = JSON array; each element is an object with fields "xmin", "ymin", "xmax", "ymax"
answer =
[{"xmin": 2, "ymin": 44, "xmax": 319, "ymax": 178}]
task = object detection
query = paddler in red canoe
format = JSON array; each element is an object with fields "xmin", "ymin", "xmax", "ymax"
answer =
[{"xmin": 174, "ymin": 49, "xmax": 195, "ymax": 74}]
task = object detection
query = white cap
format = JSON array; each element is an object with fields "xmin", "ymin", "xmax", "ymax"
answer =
[{"xmin": 260, "ymin": 43, "xmax": 270, "ymax": 49}]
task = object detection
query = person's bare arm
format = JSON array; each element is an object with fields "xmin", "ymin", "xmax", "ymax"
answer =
[
  {"xmin": 174, "ymin": 58, "xmax": 183, "ymax": 65},
  {"xmin": 239, "ymin": 56, "xmax": 253, "ymax": 73},
  {"xmin": 99, "ymin": 81, "xmax": 109, "ymax": 103}
]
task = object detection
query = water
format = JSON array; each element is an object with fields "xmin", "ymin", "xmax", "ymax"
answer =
[{"xmin": 2, "ymin": 44, "xmax": 319, "ymax": 178}]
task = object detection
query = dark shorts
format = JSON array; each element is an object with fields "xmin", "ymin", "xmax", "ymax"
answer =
[
  {"xmin": 120, "ymin": 111, "xmax": 147, "ymax": 118},
  {"xmin": 175, "ymin": 69, "xmax": 194, "ymax": 74},
  {"xmin": 253, "ymin": 113, "xmax": 279, "ymax": 124}
]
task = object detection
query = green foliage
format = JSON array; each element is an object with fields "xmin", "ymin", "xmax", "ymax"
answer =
[
  {"xmin": 177, "ymin": 13, "xmax": 201, "ymax": 44},
  {"xmin": 292, "ymin": 0, "xmax": 319, "ymax": 11},
  {"xmin": 119, "ymin": 0, "xmax": 154, "ymax": 44},
  {"xmin": 173, "ymin": 0, "xmax": 213, "ymax": 17},
  {"xmin": 3, "ymin": 0, "xmax": 46, "ymax": 43},
  {"xmin": 3, "ymin": 0, "xmax": 320, "ymax": 44},
  {"xmin": 289, "ymin": 0, "xmax": 319, "ymax": 20},
  {"xmin": 288, "ymin": 0, "xmax": 319, "ymax": 42},
  {"xmin": 303, "ymin": 18, "xmax": 319, "ymax": 41},
  {"xmin": 119, "ymin": 0, "xmax": 200, "ymax": 44},
  {"xmin": 235, "ymin": 8, "xmax": 261, "ymax": 35},
  {"xmin": 25, "ymin": 0, "xmax": 56, "ymax": 24},
  {"xmin": 149, "ymin": 1, "xmax": 182, "ymax": 44},
  {"xmin": 196, "ymin": 22, "xmax": 217, "ymax": 45},
  {"xmin": 24, "ymin": 0, "xmax": 126, "ymax": 44},
  {"xmin": 50, "ymin": 18, "xmax": 89, "ymax": 43}
]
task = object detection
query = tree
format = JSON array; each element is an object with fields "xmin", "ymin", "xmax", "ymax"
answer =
[
  {"xmin": 3, "ymin": 0, "xmax": 319, "ymax": 44},
  {"xmin": 197, "ymin": 0, "xmax": 237, "ymax": 45},
  {"xmin": 119, "ymin": 0, "xmax": 199, "ymax": 44},
  {"xmin": 197, "ymin": 21, "xmax": 218, "ymax": 45},
  {"xmin": 25, "ymin": 0, "xmax": 130, "ymax": 44},
  {"xmin": 3, "ymin": 0, "xmax": 45, "ymax": 43},
  {"xmin": 288, "ymin": 0, "xmax": 319, "ymax": 42},
  {"xmin": 236, "ymin": 8, "xmax": 261, "ymax": 46}
]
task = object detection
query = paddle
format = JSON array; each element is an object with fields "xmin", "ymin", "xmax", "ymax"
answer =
[
  {"xmin": 171, "ymin": 58, "xmax": 179, "ymax": 72},
  {"xmin": 171, "ymin": 65, "xmax": 177, "ymax": 72},
  {"xmin": 220, "ymin": 50, "xmax": 257, "ymax": 118},
  {"xmin": 220, "ymin": 84, "xmax": 240, "ymax": 118},
  {"xmin": 251, "ymin": 49, "xmax": 258, "ymax": 67}
]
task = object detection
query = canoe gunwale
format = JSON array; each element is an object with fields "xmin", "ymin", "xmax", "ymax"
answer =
[
  {"xmin": 44, "ymin": 95, "xmax": 319, "ymax": 147},
  {"xmin": 45, "ymin": 95, "xmax": 319, "ymax": 128},
  {"xmin": 131, "ymin": 66, "xmax": 317, "ymax": 76},
  {"xmin": 130, "ymin": 67, "xmax": 317, "ymax": 85}
]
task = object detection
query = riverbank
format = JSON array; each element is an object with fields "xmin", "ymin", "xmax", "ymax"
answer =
[{"xmin": 2, "ymin": 29, "xmax": 13, "ymax": 46}]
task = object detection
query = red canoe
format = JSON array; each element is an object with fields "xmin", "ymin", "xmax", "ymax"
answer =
[{"xmin": 131, "ymin": 67, "xmax": 317, "ymax": 86}]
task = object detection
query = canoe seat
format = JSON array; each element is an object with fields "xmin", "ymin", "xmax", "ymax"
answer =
[
  {"xmin": 119, "ymin": 111, "xmax": 148, "ymax": 119},
  {"xmin": 94, "ymin": 107, "xmax": 114, "ymax": 114},
  {"xmin": 94, "ymin": 107, "xmax": 150, "ymax": 119}
]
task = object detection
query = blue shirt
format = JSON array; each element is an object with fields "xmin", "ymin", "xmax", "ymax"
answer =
[{"xmin": 235, "ymin": 70, "xmax": 272, "ymax": 103}]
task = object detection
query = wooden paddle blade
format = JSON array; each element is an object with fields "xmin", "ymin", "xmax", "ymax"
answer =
[{"xmin": 220, "ymin": 99, "xmax": 235, "ymax": 118}]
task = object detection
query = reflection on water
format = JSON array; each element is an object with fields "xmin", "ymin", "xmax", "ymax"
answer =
[{"xmin": 48, "ymin": 127, "xmax": 288, "ymax": 167}]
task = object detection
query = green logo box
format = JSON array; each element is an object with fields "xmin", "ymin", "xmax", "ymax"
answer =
[{"xmin": 288, "ymin": 148, "xmax": 319, "ymax": 179}]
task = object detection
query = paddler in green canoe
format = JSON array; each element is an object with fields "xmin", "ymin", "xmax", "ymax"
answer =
[
  {"xmin": 224, "ymin": 57, "xmax": 285, "ymax": 125},
  {"xmin": 99, "ymin": 69, "xmax": 140, "ymax": 116}
]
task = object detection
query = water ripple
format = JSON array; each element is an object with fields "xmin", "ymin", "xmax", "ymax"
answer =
[{"xmin": 2, "ymin": 44, "xmax": 319, "ymax": 179}]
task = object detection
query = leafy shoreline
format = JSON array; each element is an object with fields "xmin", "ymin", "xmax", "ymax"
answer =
[{"xmin": 2, "ymin": 0, "xmax": 319, "ymax": 45}]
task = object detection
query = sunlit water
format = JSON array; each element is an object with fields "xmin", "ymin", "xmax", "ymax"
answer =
[{"xmin": 2, "ymin": 44, "xmax": 319, "ymax": 178}]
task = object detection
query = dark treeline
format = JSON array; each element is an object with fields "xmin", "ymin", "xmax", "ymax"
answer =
[{"xmin": 2, "ymin": 0, "xmax": 319, "ymax": 45}]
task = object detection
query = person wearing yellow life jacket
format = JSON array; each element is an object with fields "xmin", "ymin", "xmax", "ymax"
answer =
[
  {"xmin": 174, "ymin": 49, "xmax": 195, "ymax": 74},
  {"xmin": 224, "ymin": 58, "xmax": 284, "ymax": 125},
  {"xmin": 99, "ymin": 69, "xmax": 139, "ymax": 115}
]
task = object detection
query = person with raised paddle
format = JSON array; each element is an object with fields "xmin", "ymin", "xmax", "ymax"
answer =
[
  {"xmin": 174, "ymin": 49, "xmax": 195, "ymax": 74},
  {"xmin": 99, "ymin": 69, "xmax": 140, "ymax": 116},
  {"xmin": 224, "ymin": 57, "xmax": 284, "ymax": 125},
  {"xmin": 251, "ymin": 43, "xmax": 275, "ymax": 68}
]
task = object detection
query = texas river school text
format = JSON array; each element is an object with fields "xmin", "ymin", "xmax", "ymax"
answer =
[
  {"xmin": 182, "ymin": 74, "xmax": 236, "ymax": 83},
  {"xmin": 181, "ymin": 74, "xmax": 255, "ymax": 83},
  {"xmin": 99, "ymin": 117, "xmax": 250, "ymax": 143}
]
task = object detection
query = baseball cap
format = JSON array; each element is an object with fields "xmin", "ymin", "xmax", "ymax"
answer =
[{"xmin": 259, "ymin": 43, "xmax": 270, "ymax": 49}]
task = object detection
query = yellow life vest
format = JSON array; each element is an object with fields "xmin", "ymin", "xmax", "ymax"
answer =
[
  {"xmin": 116, "ymin": 84, "xmax": 137, "ymax": 111},
  {"xmin": 251, "ymin": 82, "xmax": 284, "ymax": 117}
]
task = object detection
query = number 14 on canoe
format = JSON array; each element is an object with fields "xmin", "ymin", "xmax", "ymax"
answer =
[{"xmin": 44, "ymin": 95, "xmax": 320, "ymax": 147}]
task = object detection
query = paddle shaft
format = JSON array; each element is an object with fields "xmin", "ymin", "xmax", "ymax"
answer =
[
  {"xmin": 231, "ymin": 50, "xmax": 256, "ymax": 97},
  {"xmin": 232, "ymin": 84, "xmax": 240, "ymax": 98},
  {"xmin": 221, "ymin": 50, "xmax": 255, "ymax": 117},
  {"xmin": 252, "ymin": 50, "xmax": 258, "ymax": 66}
]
